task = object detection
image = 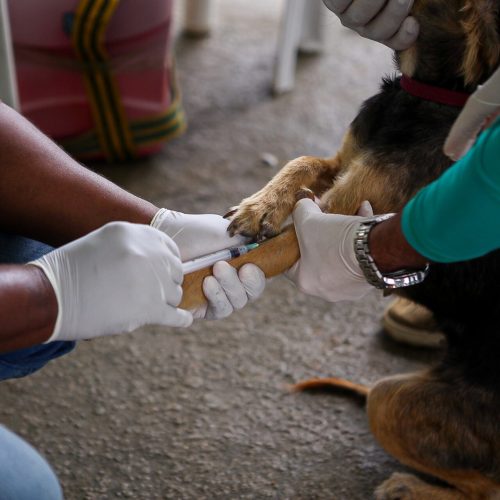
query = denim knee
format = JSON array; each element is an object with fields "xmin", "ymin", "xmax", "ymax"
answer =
[{"xmin": 0, "ymin": 425, "xmax": 63, "ymax": 500}]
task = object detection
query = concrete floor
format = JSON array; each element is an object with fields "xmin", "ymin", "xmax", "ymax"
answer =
[{"xmin": 0, "ymin": 2, "xmax": 441, "ymax": 498}]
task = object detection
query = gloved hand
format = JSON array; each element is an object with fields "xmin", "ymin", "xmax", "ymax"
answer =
[
  {"xmin": 151, "ymin": 208, "xmax": 267, "ymax": 319},
  {"xmin": 192, "ymin": 261, "xmax": 266, "ymax": 320},
  {"xmin": 444, "ymin": 66, "xmax": 500, "ymax": 161},
  {"xmin": 286, "ymin": 199, "xmax": 375, "ymax": 302},
  {"xmin": 151, "ymin": 209, "xmax": 246, "ymax": 261},
  {"xmin": 323, "ymin": 0, "xmax": 419, "ymax": 50},
  {"xmin": 30, "ymin": 222, "xmax": 193, "ymax": 342}
]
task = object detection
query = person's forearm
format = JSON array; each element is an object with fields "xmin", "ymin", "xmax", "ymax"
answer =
[
  {"xmin": 0, "ymin": 265, "xmax": 56, "ymax": 352},
  {"xmin": 0, "ymin": 103, "xmax": 158, "ymax": 246},
  {"xmin": 369, "ymin": 212, "xmax": 428, "ymax": 273}
]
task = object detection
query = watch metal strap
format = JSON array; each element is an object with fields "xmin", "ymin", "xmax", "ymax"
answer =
[{"xmin": 354, "ymin": 214, "xmax": 429, "ymax": 289}]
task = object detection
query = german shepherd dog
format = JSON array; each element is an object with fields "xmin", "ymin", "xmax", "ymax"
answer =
[{"xmin": 222, "ymin": 1, "xmax": 500, "ymax": 498}]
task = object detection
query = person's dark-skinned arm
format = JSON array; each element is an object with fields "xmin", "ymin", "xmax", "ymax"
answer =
[
  {"xmin": 0, "ymin": 265, "xmax": 57, "ymax": 352},
  {"xmin": 368, "ymin": 212, "xmax": 427, "ymax": 273},
  {"xmin": 0, "ymin": 103, "xmax": 158, "ymax": 352},
  {"xmin": 0, "ymin": 104, "xmax": 267, "ymax": 353},
  {"xmin": 0, "ymin": 103, "xmax": 158, "ymax": 246}
]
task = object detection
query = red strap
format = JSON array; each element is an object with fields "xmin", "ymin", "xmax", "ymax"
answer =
[{"xmin": 400, "ymin": 74, "xmax": 470, "ymax": 107}]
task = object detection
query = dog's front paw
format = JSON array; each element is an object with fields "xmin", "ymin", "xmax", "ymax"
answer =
[
  {"xmin": 227, "ymin": 188, "xmax": 307, "ymax": 240},
  {"xmin": 225, "ymin": 197, "xmax": 275, "ymax": 240},
  {"xmin": 374, "ymin": 473, "xmax": 427, "ymax": 500}
]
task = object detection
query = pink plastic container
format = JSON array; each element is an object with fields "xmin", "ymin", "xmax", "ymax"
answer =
[{"xmin": 9, "ymin": 0, "xmax": 185, "ymax": 160}]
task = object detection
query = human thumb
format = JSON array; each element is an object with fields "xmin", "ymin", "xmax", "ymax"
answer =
[
  {"xmin": 357, "ymin": 200, "xmax": 374, "ymax": 217},
  {"xmin": 444, "ymin": 66, "xmax": 500, "ymax": 161},
  {"xmin": 292, "ymin": 198, "xmax": 322, "ymax": 226},
  {"xmin": 162, "ymin": 307, "xmax": 193, "ymax": 328}
]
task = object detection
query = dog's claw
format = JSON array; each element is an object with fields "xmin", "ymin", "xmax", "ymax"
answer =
[
  {"xmin": 224, "ymin": 206, "xmax": 239, "ymax": 219},
  {"xmin": 227, "ymin": 220, "xmax": 239, "ymax": 237},
  {"xmin": 225, "ymin": 189, "xmax": 294, "ymax": 239},
  {"xmin": 259, "ymin": 221, "xmax": 279, "ymax": 240}
]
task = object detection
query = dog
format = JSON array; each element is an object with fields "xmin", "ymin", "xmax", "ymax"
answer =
[{"xmin": 225, "ymin": 1, "xmax": 500, "ymax": 498}]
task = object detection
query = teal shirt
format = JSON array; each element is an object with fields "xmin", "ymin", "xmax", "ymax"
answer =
[{"xmin": 402, "ymin": 117, "xmax": 500, "ymax": 263}]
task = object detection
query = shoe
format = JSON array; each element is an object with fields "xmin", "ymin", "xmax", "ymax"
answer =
[{"xmin": 382, "ymin": 298, "xmax": 445, "ymax": 348}]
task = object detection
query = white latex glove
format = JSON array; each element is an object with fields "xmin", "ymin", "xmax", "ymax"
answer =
[
  {"xmin": 151, "ymin": 209, "xmax": 246, "ymax": 261},
  {"xmin": 192, "ymin": 261, "xmax": 266, "ymax": 320},
  {"xmin": 323, "ymin": 0, "xmax": 419, "ymax": 50},
  {"xmin": 151, "ymin": 208, "xmax": 266, "ymax": 320},
  {"xmin": 444, "ymin": 66, "xmax": 500, "ymax": 161},
  {"xmin": 30, "ymin": 222, "xmax": 193, "ymax": 342},
  {"xmin": 286, "ymin": 199, "xmax": 375, "ymax": 302}
]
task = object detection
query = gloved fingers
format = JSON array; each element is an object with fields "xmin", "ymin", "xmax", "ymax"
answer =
[
  {"xmin": 238, "ymin": 264, "xmax": 266, "ymax": 301},
  {"xmin": 160, "ymin": 282, "xmax": 184, "ymax": 309},
  {"xmin": 444, "ymin": 97, "xmax": 500, "ymax": 160},
  {"xmin": 152, "ymin": 209, "xmax": 248, "ymax": 262},
  {"xmin": 336, "ymin": 0, "xmax": 388, "ymax": 28},
  {"xmin": 212, "ymin": 261, "xmax": 248, "ymax": 310},
  {"xmin": 357, "ymin": 200, "xmax": 374, "ymax": 217},
  {"xmin": 190, "ymin": 303, "xmax": 208, "ymax": 320},
  {"xmin": 292, "ymin": 198, "xmax": 322, "ymax": 227},
  {"xmin": 160, "ymin": 230, "xmax": 182, "ymax": 261},
  {"xmin": 159, "ymin": 306, "xmax": 193, "ymax": 328},
  {"xmin": 322, "ymin": 0, "xmax": 354, "ymax": 15},
  {"xmin": 357, "ymin": 1, "xmax": 415, "ymax": 44},
  {"xmin": 284, "ymin": 260, "xmax": 300, "ymax": 283},
  {"xmin": 379, "ymin": 15, "xmax": 419, "ymax": 50},
  {"xmin": 444, "ymin": 66, "xmax": 500, "ymax": 160},
  {"xmin": 159, "ymin": 252, "xmax": 184, "ymax": 287},
  {"xmin": 203, "ymin": 275, "xmax": 234, "ymax": 320}
]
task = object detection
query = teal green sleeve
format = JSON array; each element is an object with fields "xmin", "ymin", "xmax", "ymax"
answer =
[{"xmin": 402, "ymin": 118, "xmax": 500, "ymax": 263}]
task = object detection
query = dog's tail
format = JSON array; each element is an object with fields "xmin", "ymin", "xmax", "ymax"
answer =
[{"xmin": 290, "ymin": 377, "xmax": 370, "ymax": 402}]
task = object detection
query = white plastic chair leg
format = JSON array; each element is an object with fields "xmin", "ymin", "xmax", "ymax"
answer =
[
  {"xmin": 0, "ymin": 0, "xmax": 18, "ymax": 109},
  {"xmin": 273, "ymin": 0, "xmax": 325, "ymax": 94},
  {"xmin": 273, "ymin": 0, "xmax": 306, "ymax": 94},
  {"xmin": 299, "ymin": 0, "xmax": 325, "ymax": 54},
  {"xmin": 183, "ymin": 0, "xmax": 215, "ymax": 36}
]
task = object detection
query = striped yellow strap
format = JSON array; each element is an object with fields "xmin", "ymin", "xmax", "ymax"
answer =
[
  {"xmin": 60, "ymin": 97, "xmax": 187, "ymax": 159},
  {"xmin": 72, "ymin": 0, "xmax": 136, "ymax": 161}
]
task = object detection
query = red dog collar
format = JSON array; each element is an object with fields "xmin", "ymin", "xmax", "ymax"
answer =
[{"xmin": 400, "ymin": 74, "xmax": 470, "ymax": 107}]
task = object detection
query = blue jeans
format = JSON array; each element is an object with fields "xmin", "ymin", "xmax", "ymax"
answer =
[
  {"xmin": 0, "ymin": 233, "xmax": 75, "ymax": 381},
  {"xmin": 0, "ymin": 425, "xmax": 63, "ymax": 500}
]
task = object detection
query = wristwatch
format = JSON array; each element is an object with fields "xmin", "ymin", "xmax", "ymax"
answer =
[{"xmin": 353, "ymin": 214, "xmax": 429, "ymax": 289}]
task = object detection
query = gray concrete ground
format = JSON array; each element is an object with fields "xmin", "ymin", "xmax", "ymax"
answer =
[{"xmin": 0, "ymin": 1, "xmax": 441, "ymax": 498}]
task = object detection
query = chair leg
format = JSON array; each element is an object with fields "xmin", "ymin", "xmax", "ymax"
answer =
[
  {"xmin": 0, "ymin": 0, "xmax": 19, "ymax": 109},
  {"xmin": 273, "ymin": 0, "xmax": 306, "ymax": 94},
  {"xmin": 299, "ymin": 0, "xmax": 325, "ymax": 54},
  {"xmin": 183, "ymin": 0, "xmax": 215, "ymax": 37}
]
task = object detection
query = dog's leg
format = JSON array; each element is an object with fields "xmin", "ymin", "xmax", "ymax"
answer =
[
  {"xmin": 368, "ymin": 372, "xmax": 500, "ymax": 500},
  {"xmin": 181, "ymin": 151, "xmax": 339, "ymax": 310},
  {"xmin": 180, "ymin": 225, "xmax": 299, "ymax": 310},
  {"xmin": 319, "ymin": 158, "xmax": 410, "ymax": 216},
  {"xmin": 227, "ymin": 155, "xmax": 341, "ymax": 240}
]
